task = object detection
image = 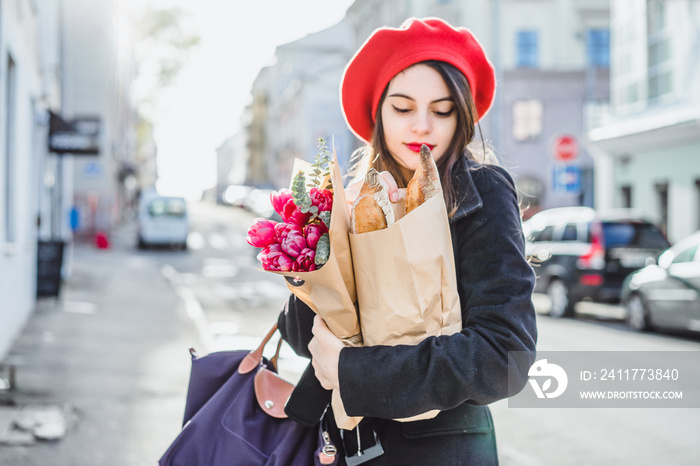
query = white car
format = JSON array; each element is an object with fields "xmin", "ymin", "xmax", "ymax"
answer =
[{"xmin": 137, "ymin": 195, "xmax": 189, "ymax": 250}]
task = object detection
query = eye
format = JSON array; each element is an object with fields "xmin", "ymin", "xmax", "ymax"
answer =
[
  {"xmin": 434, "ymin": 109, "xmax": 455, "ymax": 118},
  {"xmin": 391, "ymin": 105, "xmax": 411, "ymax": 114}
]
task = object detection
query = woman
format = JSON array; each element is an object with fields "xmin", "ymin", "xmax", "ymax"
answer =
[{"xmin": 279, "ymin": 17, "xmax": 537, "ymax": 465}]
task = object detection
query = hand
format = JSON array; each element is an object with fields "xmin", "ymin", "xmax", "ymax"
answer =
[
  {"xmin": 308, "ymin": 315, "xmax": 344, "ymax": 390},
  {"xmin": 345, "ymin": 171, "xmax": 406, "ymax": 207}
]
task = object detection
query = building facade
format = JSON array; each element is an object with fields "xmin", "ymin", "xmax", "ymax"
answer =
[
  {"xmin": 247, "ymin": 19, "xmax": 357, "ymax": 189},
  {"xmin": 0, "ymin": 0, "xmax": 136, "ymax": 359},
  {"xmin": 0, "ymin": 0, "xmax": 61, "ymax": 359},
  {"xmin": 588, "ymin": 0, "xmax": 700, "ymax": 243},
  {"xmin": 63, "ymin": 0, "xmax": 136, "ymax": 239}
]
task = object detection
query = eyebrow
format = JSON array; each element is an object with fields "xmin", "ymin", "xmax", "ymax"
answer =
[{"xmin": 387, "ymin": 93, "xmax": 454, "ymax": 104}]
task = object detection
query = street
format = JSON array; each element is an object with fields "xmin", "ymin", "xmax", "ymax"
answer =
[{"xmin": 1, "ymin": 200, "xmax": 699, "ymax": 465}]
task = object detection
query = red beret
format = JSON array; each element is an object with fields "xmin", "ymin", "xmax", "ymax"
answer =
[{"xmin": 340, "ymin": 17, "xmax": 496, "ymax": 143}]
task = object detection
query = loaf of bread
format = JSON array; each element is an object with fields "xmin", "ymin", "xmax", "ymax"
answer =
[
  {"xmin": 351, "ymin": 169, "xmax": 395, "ymax": 234},
  {"xmin": 405, "ymin": 144, "xmax": 442, "ymax": 214}
]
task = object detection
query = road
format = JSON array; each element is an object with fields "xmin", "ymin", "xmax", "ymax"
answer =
[{"xmin": 1, "ymin": 200, "xmax": 698, "ymax": 465}]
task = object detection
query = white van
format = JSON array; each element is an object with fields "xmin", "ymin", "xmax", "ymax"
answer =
[{"xmin": 137, "ymin": 194, "xmax": 189, "ymax": 249}]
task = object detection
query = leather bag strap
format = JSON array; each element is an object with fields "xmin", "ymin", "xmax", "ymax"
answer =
[
  {"xmin": 236, "ymin": 323, "xmax": 296, "ymax": 419},
  {"xmin": 239, "ymin": 323, "xmax": 278, "ymax": 374}
]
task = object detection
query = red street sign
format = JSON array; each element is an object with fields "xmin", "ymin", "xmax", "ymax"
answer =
[{"xmin": 553, "ymin": 135, "xmax": 578, "ymax": 161}]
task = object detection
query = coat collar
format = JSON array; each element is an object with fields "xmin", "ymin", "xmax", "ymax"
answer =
[{"xmin": 450, "ymin": 156, "xmax": 483, "ymax": 223}]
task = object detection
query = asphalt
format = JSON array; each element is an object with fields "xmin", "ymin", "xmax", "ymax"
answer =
[{"xmin": 0, "ymin": 222, "xmax": 200, "ymax": 465}]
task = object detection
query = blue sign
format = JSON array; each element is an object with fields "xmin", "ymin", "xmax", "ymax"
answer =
[
  {"xmin": 83, "ymin": 162, "xmax": 103, "ymax": 177},
  {"xmin": 552, "ymin": 165, "xmax": 581, "ymax": 193}
]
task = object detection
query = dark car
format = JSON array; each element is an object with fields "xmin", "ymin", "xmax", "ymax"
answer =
[
  {"xmin": 621, "ymin": 231, "xmax": 700, "ymax": 333},
  {"xmin": 524, "ymin": 207, "xmax": 670, "ymax": 317}
]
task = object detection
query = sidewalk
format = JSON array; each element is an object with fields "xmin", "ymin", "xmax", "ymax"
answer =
[{"xmin": 0, "ymin": 223, "xmax": 199, "ymax": 465}]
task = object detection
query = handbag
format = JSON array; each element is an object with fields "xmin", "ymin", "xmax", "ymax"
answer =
[{"xmin": 159, "ymin": 324, "xmax": 338, "ymax": 466}]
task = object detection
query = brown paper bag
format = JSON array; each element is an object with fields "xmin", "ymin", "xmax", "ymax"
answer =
[{"xmin": 330, "ymin": 190, "xmax": 463, "ymax": 429}]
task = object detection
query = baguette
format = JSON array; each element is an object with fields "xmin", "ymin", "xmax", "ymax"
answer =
[
  {"xmin": 351, "ymin": 169, "xmax": 395, "ymax": 234},
  {"xmin": 405, "ymin": 144, "xmax": 442, "ymax": 214}
]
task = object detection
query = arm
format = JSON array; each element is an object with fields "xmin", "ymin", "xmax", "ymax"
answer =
[
  {"xmin": 277, "ymin": 294, "xmax": 315, "ymax": 358},
  {"xmin": 278, "ymin": 294, "xmax": 334, "ymax": 426},
  {"xmin": 336, "ymin": 166, "xmax": 537, "ymax": 419}
]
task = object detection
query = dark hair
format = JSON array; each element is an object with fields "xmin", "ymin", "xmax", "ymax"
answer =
[{"xmin": 355, "ymin": 60, "xmax": 480, "ymax": 217}]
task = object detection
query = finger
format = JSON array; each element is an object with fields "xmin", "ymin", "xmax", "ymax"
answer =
[
  {"xmin": 345, "ymin": 179, "xmax": 362, "ymax": 205},
  {"xmin": 311, "ymin": 315, "xmax": 322, "ymax": 336},
  {"xmin": 378, "ymin": 171, "xmax": 400, "ymax": 203}
]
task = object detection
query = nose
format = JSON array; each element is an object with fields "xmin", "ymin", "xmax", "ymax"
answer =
[{"xmin": 410, "ymin": 109, "xmax": 431, "ymax": 135}]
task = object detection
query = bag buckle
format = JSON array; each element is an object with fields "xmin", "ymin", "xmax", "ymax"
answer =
[{"xmin": 340, "ymin": 426, "xmax": 384, "ymax": 466}]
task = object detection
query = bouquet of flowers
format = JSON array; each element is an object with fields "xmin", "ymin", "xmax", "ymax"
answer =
[
  {"xmin": 246, "ymin": 139, "xmax": 362, "ymax": 346},
  {"xmin": 247, "ymin": 140, "xmax": 334, "ymax": 273}
]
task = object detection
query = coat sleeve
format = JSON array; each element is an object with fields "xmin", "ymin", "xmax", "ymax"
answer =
[
  {"xmin": 277, "ymin": 294, "xmax": 315, "ymax": 359},
  {"xmin": 337, "ymin": 166, "xmax": 537, "ymax": 419}
]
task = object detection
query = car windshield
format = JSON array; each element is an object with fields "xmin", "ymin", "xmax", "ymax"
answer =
[
  {"xmin": 601, "ymin": 222, "xmax": 669, "ymax": 249},
  {"xmin": 149, "ymin": 198, "xmax": 186, "ymax": 218}
]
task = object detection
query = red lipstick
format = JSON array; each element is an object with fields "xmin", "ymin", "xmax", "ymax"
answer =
[{"xmin": 406, "ymin": 143, "xmax": 434, "ymax": 153}]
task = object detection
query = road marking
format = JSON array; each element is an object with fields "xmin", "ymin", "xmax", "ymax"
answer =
[
  {"xmin": 202, "ymin": 258, "xmax": 239, "ymax": 278},
  {"xmin": 187, "ymin": 232, "xmax": 206, "ymax": 250},
  {"xmin": 176, "ymin": 286, "xmax": 215, "ymax": 353},
  {"xmin": 161, "ymin": 264, "xmax": 178, "ymax": 283},
  {"xmin": 60, "ymin": 301, "xmax": 97, "ymax": 315},
  {"xmin": 162, "ymin": 264, "xmax": 214, "ymax": 351},
  {"xmin": 208, "ymin": 232, "xmax": 228, "ymax": 250}
]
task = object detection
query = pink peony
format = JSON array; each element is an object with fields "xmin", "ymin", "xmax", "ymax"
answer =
[
  {"xmin": 274, "ymin": 222, "xmax": 302, "ymax": 243},
  {"xmin": 257, "ymin": 244, "xmax": 292, "ymax": 272},
  {"xmin": 304, "ymin": 223, "xmax": 327, "ymax": 249},
  {"xmin": 246, "ymin": 218, "xmax": 278, "ymax": 248},
  {"xmin": 292, "ymin": 248, "xmax": 317, "ymax": 272},
  {"xmin": 270, "ymin": 189, "xmax": 294, "ymax": 217},
  {"xmin": 281, "ymin": 201, "xmax": 311, "ymax": 226},
  {"xmin": 310, "ymin": 188, "xmax": 333, "ymax": 212},
  {"xmin": 280, "ymin": 230, "xmax": 307, "ymax": 258}
]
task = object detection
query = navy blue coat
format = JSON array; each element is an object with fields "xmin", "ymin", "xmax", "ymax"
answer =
[{"xmin": 278, "ymin": 155, "xmax": 537, "ymax": 465}]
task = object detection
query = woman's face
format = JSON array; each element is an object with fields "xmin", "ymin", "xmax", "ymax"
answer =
[{"xmin": 380, "ymin": 64, "xmax": 457, "ymax": 178}]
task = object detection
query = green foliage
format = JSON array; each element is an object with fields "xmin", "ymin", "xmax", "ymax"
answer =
[
  {"xmin": 292, "ymin": 171, "xmax": 312, "ymax": 213},
  {"xmin": 315, "ymin": 233, "xmax": 330, "ymax": 266},
  {"xmin": 319, "ymin": 211, "xmax": 331, "ymax": 229},
  {"xmin": 307, "ymin": 138, "xmax": 333, "ymax": 190}
]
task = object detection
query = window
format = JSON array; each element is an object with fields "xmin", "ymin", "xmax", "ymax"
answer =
[
  {"xmin": 4, "ymin": 54, "xmax": 17, "ymax": 244},
  {"xmin": 647, "ymin": 0, "xmax": 673, "ymax": 100},
  {"xmin": 512, "ymin": 100, "xmax": 543, "ymax": 141},
  {"xmin": 587, "ymin": 29, "xmax": 610, "ymax": 68},
  {"xmin": 621, "ymin": 186, "xmax": 632, "ymax": 208},
  {"xmin": 655, "ymin": 182, "xmax": 668, "ymax": 235},
  {"xmin": 672, "ymin": 245, "xmax": 698, "ymax": 264},
  {"xmin": 148, "ymin": 198, "xmax": 186, "ymax": 218},
  {"xmin": 561, "ymin": 224, "xmax": 578, "ymax": 242},
  {"xmin": 648, "ymin": 71, "xmax": 672, "ymax": 100},
  {"xmin": 602, "ymin": 222, "xmax": 669, "ymax": 249},
  {"xmin": 516, "ymin": 30, "xmax": 538, "ymax": 68},
  {"xmin": 695, "ymin": 179, "xmax": 700, "ymax": 230},
  {"xmin": 532, "ymin": 225, "xmax": 554, "ymax": 242}
]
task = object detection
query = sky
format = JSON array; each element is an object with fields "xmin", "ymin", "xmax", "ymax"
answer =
[{"xmin": 125, "ymin": 0, "xmax": 356, "ymax": 199}]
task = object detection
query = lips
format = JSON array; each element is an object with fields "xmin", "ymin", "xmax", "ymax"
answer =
[{"xmin": 405, "ymin": 143, "xmax": 435, "ymax": 153}]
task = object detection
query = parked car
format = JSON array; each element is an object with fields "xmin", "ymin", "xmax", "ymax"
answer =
[
  {"xmin": 137, "ymin": 194, "xmax": 189, "ymax": 250},
  {"xmin": 524, "ymin": 207, "xmax": 670, "ymax": 317},
  {"xmin": 621, "ymin": 231, "xmax": 700, "ymax": 333}
]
